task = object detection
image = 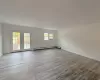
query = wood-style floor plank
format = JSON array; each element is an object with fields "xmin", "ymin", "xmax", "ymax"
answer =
[{"xmin": 0, "ymin": 49, "xmax": 100, "ymax": 80}]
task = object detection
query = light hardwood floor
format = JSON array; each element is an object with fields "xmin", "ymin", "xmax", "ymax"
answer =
[{"xmin": 0, "ymin": 49, "xmax": 100, "ymax": 80}]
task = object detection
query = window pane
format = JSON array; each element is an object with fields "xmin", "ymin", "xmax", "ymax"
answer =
[
  {"xmin": 44, "ymin": 37, "xmax": 48, "ymax": 40},
  {"xmin": 49, "ymin": 34, "xmax": 53, "ymax": 39},
  {"xmin": 13, "ymin": 32, "xmax": 20, "ymax": 50},
  {"xmin": 24, "ymin": 33, "xmax": 30, "ymax": 49},
  {"xmin": 44, "ymin": 33, "xmax": 48, "ymax": 37},
  {"xmin": 44, "ymin": 33, "xmax": 49, "ymax": 40},
  {"xmin": 49, "ymin": 34, "xmax": 53, "ymax": 37}
]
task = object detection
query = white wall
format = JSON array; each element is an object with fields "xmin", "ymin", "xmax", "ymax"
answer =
[
  {"xmin": 0, "ymin": 24, "xmax": 2, "ymax": 56},
  {"xmin": 58, "ymin": 23, "xmax": 100, "ymax": 61},
  {"xmin": 2, "ymin": 23, "xmax": 58, "ymax": 54}
]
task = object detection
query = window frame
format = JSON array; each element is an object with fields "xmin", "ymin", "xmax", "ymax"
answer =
[
  {"xmin": 44, "ymin": 33, "xmax": 49, "ymax": 40},
  {"xmin": 49, "ymin": 34, "xmax": 53, "ymax": 40}
]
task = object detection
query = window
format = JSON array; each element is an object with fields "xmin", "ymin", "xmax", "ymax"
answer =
[
  {"xmin": 49, "ymin": 34, "xmax": 53, "ymax": 39},
  {"xmin": 24, "ymin": 33, "xmax": 30, "ymax": 49},
  {"xmin": 13, "ymin": 32, "xmax": 20, "ymax": 50},
  {"xmin": 44, "ymin": 33, "xmax": 49, "ymax": 40}
]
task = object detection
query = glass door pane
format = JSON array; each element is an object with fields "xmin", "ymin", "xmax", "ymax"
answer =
[
  {"xmin": 24, "ymin": 33, "xmax": 30, "ymax": 49},
  {"xmin": 13, "ymin": 32, "xmax": 20, "ymax": 51}
]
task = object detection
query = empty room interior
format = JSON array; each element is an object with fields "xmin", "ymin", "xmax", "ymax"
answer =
[{"xmin": 0, "ymin": 0, "xmax": 100, "ymax": 80}]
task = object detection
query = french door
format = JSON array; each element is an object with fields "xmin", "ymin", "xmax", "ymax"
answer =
[
  {"xmin": 24, "ymin": 33, "xmax": 30, "ymax": 49},
  {"xmin": 12, "ymin": 32, "xmax": 20, "ymax": 51},
  {"xmin": 12, "ymin": 32, "xmax": 30, "ymax": 52}
]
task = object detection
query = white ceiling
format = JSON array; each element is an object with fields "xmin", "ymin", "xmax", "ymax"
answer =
[{"xmin": 0, "ymin": 0, "xmax": 100, "ymax": 29}]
